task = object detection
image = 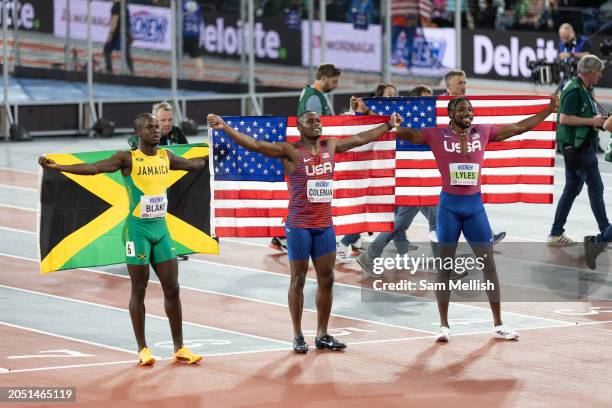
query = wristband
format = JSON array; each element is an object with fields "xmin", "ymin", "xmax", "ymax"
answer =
[{"xmin": 386, "ymin": 122, "xmax": 393, "ymax": 130}]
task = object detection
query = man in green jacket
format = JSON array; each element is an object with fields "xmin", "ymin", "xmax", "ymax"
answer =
[
  {"xmin": 297, "ymin": 64, "xmax": 341, "ymax": 116},
  {"xmin": 548, "ymin": 55, "xmax": 609, "ymax": 250},
  {"xmin": 128, "ymin": 102, "xmax": 188, "ymax": 149}
]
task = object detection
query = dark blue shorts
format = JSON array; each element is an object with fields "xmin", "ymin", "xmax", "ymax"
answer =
[
  {"xmin": 285, "ymin": 226, "xmax": 336, "ymax": 261},
  {"xmin": 436, "ymin": 192, "xmax": 492, "ymax": 245}
]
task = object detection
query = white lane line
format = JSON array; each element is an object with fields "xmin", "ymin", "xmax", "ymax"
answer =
[
  {"xmin": 0, "ymin": 253, "xmax": 434, "ymax": 335},
  {"xmin": 0, "ymin": 321, "xmax": 136, "ymax": 355},
  {"xmin": 4, "ymin": 320, "xmax": 611, "ymax": 375},
  {"xmin": 0, "ymin": 346, "xmax": 297, "ymax": 375},
  {"xmin": 0, "ymin": 283, "xmax": 292, "ymax": 346},
  {"xmin": 347, "ymin": 319, "xmax": 612, "ymax": 346},
  {"xmin": 0, "ymin": 203, "xmax": 36, "ymax": 212},
  {"xmin": 0, "ymin": 226, "xmax": 36, "ymax": 235},
  {"xmin": 0, "ymin": 167, "xmax": 37, "ymax": 175},
  {"xmin": 0, "ymin": 183, "xmax": 37, "ymax": 192}
]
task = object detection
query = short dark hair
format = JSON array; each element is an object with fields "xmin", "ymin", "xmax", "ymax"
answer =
[
  {"xmin": 297, "ymin": 110, "xmax": 318, "ymax": 125},
  {"xmin": 444, "ymin": 70, "xmax": 466, "ymax": 84},
  {"xmin": 373, "ymin": 83, "xmax": 398, "ymax": 97},
  {"xmin": 316, "ymin": 64, "xmax": 341, "ymax": 79},
  {"xmin": 447, "ymin": 97, "xmax": 471, "ymax": 116},
  {"xmin": 407, "ymin": 85, "xmax": 433, "ymax": 96},
  {"xmin": 133, "ymin": 113, "xmax": 155, "ymax": 133}
]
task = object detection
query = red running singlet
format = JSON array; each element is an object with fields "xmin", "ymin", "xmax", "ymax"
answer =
[{"xmin": 285, "ymin": 141, "xmax": 334, "ymax": 228}]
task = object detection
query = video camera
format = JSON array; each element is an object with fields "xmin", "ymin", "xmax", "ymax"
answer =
[{"xmin": 527, "ymin": 59, "xmax": 574, "ymax": 86}]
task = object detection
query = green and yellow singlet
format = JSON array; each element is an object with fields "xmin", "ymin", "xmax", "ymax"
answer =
[{"xmin": 124, "ymin": 148, "xmax": 171, "ymax": 219}]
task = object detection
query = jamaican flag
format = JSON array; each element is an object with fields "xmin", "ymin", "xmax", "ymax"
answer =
[{"xmin": 39, "ymin": 143, "xmax": 218, "ymax": 273}]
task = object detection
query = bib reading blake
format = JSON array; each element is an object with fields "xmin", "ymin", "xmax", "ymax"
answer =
[
  {"xmin": 450, "ymin": 163, "xmax": 480, "ymax": 186},
  {"xmin": 140, "ymin": 194, "xmax": 168, "ymax": 218}
]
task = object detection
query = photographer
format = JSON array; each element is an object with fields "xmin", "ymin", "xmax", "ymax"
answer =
[
  {"xmin": 548, "ymin": 55, "xmax": 609, "ymax": 247},
  {"xmin": 558, "ymin": 23, "xmax": 592, "ymax": 62}
]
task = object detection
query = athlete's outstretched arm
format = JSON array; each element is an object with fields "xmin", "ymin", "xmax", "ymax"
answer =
[
  {"xmin": 207, "ymin": 114, "xmax": 292, "ymax": 159},
  {"xmin": 167, "ymin": 150, "xmax": 208, "ymax": 171},
  {"xmin": 493, "ymin": 95, "xmax": 559, "ymax": 141},
  {"xmin": 395, "ymin": 126, "xmax": 425, "ymax": 144},
  {"xmin": 332, "ymin": 113, "xmax": 403, "ymax": 154},
  {"xmin": 38, "ymin": 151, "xmax": 126, "ymax": 175}
]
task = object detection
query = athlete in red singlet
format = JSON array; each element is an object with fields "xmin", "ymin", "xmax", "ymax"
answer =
[{"xmin": 208, "ymin": 111, "xmax": 402, "ymax": 353}]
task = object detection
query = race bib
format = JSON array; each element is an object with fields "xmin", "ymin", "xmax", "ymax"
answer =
[
  {"xmin": 307, "ymin": 179, "xmax": 333, "ymax": 203},
  {"xmin": 140, "ymin": 194, "xmax": 168, "ymax": 218},
  {"xmin": 449, "ymin": 163, "xmax": 480, "ymax": 186}
]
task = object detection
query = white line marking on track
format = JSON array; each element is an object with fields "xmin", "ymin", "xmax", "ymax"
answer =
[
  {"xmin": 0, "ymin": 167, "xmax": 37, "ymax": 174},
  {"xmin": 0, "ymin": 203, "xmax": 36, "ymax": 212},
  {"xmin": 0, "ymin": 226, "xmax": 36, "ymax": 235},
  {"xmin": 0, "ymin": 321, "xmax": 136, "ymax": 356},
  {"xmin": 0, "ymin": 283, "xmax": 292, "ymax": 346},
  {"xmin": 347, "ymin": 320, "xmax": 612, "ymax": 346},
  {"xmin": 0, "ymin": 183, "xmax": 37, "ymax": 192}
]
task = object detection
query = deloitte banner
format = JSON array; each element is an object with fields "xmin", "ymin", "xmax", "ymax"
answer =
[
  {"xmin": 53, "ymin": 0, "xmax": 172, "ymax": 51},
  {"xmin": 0, "ymin": 0, "xmax": 53, "ymax": 33},
  {"xmin": 463, "ymin": 29, "xmax": 612, "ymax": 88},
  {"xmin": 200, "ymin": 14, "xmax": 301, "ymax": 66}
]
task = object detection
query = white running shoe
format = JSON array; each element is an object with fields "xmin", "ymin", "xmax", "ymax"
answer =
[
  {"xmin": 435, "ymin": 326, "xmax": 450, "ymax": 342},
  {"xmin": 336, "ymin": 242, "xmax": 352, "ymax": 264},
  {"xmin": 493, "ymin": 325, "xmax": 520, "ymax": 340}
]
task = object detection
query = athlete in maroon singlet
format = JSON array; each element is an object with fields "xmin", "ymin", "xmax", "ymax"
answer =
[
  {"xmin": 208, "ymin": 111, "xmax": 402, "ymax": 353},
  {"xmin": 396, "ymin": 96, "xmax": 559, "ymax": 342}
]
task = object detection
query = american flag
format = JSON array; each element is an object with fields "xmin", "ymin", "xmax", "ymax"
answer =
[
  {"xmin": 363, "ymin": 95, "xmax": 556, "ymax": 206},
  {"xmin": 210, "ymin": 115, "xmax": 396, "ymax": 237}
]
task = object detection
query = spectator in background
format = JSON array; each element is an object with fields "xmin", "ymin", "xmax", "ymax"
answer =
[
  {"xmin": 297, "ymin": 63, "xmax": 341, "ymax": 116},
  {"xmin": 336, "ymin": 83, "xmax": 404, "ymax": 264},
  {"xmin": 558, "ymin": 23, "xmax": 592, "ymax": 60},
  {"xmin": 446, "ymin": 0, "xmax": 471, "ymax": 28},
  {"xmin": 443, "ymin": 70, "xmax": 467, "ymax": 96},
  {"xmin": 182, "ymin": 0, "xmax": 205, "ymax": 79},
  {"xmin": 432, "ymin": 0, "xmax": 453, "ymax": 27},
  {"xmin": 128, "ymin": 101, "xmax": 188, "ymax": 148},
  {"xmin": 477, "ymin": 0, "xmax": 498, "ymax": 29},
  {"xmin": 346, "ymin": 0, "xmax": 377, "ymax": 29},
  {"xmin": 548, "ymin": 55, "xmax": 608, "ymax": 247},
  {"xmin": 104, "ymin": 0, "xmax": 134, "ymax": 75}
]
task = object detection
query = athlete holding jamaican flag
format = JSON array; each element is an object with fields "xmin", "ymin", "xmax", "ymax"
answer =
[{"xmin": 39, "ymin": 113, "xmax": 207, "ymax": 366}]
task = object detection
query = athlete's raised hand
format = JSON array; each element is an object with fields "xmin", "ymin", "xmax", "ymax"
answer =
[
  {"xmin": 207, "ymin": 114, "xmax": 226, "ymax": 130},
  {"xmin": 548, "ymin": 94, "xmax": 560, "ymax": 113},
  {"xmin": 388, "ymin": 112, "xmax": 403, "ymax": 128},
  {"xmin": 38, "ymin": 155, "xmax": 59, "ymax": 170}
]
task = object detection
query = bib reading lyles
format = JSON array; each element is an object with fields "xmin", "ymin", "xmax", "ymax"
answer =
[
  {"xmin": 307, "ymin": 180, "xmax": 333, "ymax": 202},
  {"xmin": 140, "ymin": 194, "xmax": 168, "ymax": 218},
  {"xmin": 449, "ymin": 163, "xmax": 480, "ymax": 186}
]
